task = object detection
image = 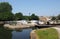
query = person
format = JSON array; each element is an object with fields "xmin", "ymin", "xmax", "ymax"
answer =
[{"xmin": 47, "ymin": 21, "xmax": 50, "ymax": 25}]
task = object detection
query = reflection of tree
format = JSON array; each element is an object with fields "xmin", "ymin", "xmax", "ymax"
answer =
[{"xmin": 0, "ymin": 25, "xmax": 12, "ymax": 39}]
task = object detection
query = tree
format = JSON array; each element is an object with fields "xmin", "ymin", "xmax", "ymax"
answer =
[
  {"xmin": 23, "ymin": 16, "xmax": 29, "ymax": 20},
  {"xmin": 51, "ymin": 16, "xmax": 56, "ymax": 21},
  {"xmin": 15, "ymin": 12, "xmax": 23, "ymax": 20},
  {"xmin": 0, "ymin": 2, "xmax": 14, "ymax": 21},
  {"xmin": 0, "ymin": 12, "xmax": 14, "ymax": 21},
  {"xmin": 0, "ymin": 2, "xmax": 12, "ymax": 12},
  {"xmin": 31, "ymin": 14, "xmax": 39, "ymax": 20},
  {"xmin": 57, "ymin": 14, "xmax": 60, "ymax": 20}
]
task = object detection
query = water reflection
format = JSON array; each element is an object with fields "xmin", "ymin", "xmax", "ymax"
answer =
[
  {"xmin": 0, "ymin": 25, "xmax": 32, "ymax": 39},
  {"xmin": 12, "ymin": 29, "xmax": 32, "ymax": 39},
  {"xmin": 0, "ymin": 26, "xmax": 12, "ymax": 39}
]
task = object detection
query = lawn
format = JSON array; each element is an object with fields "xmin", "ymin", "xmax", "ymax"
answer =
[{"xmin": 35, "ymin": 28, "xmax": 58, "ymax": 39}]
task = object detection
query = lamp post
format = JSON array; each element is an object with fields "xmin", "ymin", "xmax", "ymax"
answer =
[
  {"xmin": 29, "ymin": 13, "xmax": 30, "ymax": 16},
  {"xmin": 29, "ymin": 13, "xmax": 31, "ymax": 21}
]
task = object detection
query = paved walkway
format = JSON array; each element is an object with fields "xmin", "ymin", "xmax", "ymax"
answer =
[
  {"xmin": 52, "ymin": 27, "xmax": 60, "ymax": 39},
  {"xmin": 30, "ymin": 30, "xmax": 36, "ymax": 39},
  {"xmin": 30, "ymin": 30, "xmax": 38, "ymax": 39}
]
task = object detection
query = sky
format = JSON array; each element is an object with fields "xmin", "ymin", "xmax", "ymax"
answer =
[{"xmin": 0, "ymin": 0, "xmax": 60, "ymax": 16}]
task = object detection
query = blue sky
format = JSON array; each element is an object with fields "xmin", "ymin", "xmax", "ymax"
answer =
[{"xmin": 0, "ymin": 0, "xmax": 60, "ymax": 16}]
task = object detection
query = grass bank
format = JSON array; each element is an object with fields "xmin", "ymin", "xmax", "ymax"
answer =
[{"xmin": 35, "ymin": 28, "xmax": 58, "ymax": 39}]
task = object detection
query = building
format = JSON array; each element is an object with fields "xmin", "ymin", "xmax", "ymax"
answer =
[{"xmin": 39, "ymin": 16, "xmax": 52, "ymax": 24}]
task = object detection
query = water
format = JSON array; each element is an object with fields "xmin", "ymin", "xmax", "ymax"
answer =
[
  {"xmin": 0, "ymin": 25, "xmax": 33, "ymax": 39},
  {"xmin": 12, "ymin": 29, "xmax": 32, "ymax": 39},
  {"xmin": 0, "ymin": 26, "xmax": 12, "ymax": 39}
]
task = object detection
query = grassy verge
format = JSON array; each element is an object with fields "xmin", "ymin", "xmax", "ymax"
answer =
[{"xmin": 35, "ymin": 28, "xmax": 58, "ymax": 39}]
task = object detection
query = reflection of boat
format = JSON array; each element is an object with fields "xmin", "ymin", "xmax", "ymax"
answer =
[{"xmin": 15, "ymin": 28, "xmax": 23, "ymax": 32}]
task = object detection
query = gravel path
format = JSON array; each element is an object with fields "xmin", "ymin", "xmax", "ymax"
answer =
[
  {"xmin": 30, "ymin": 30, "xmax": 39, "ymax": 39},
  {"xmin": 52, "ymin": 27, "xmax": 60, "ymax": 39}
]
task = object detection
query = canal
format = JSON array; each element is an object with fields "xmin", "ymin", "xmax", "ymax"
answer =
[
  {"xmin": 0, "ymin": 25, "xmax": 37, "ymax": 39},
  {"xmin": 0, "ymin": 25, "xmax": 51, "ymax": 39},
  {"xmin": 12, "ymin": 29, "xmax": 32, "ymax": 39}
]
